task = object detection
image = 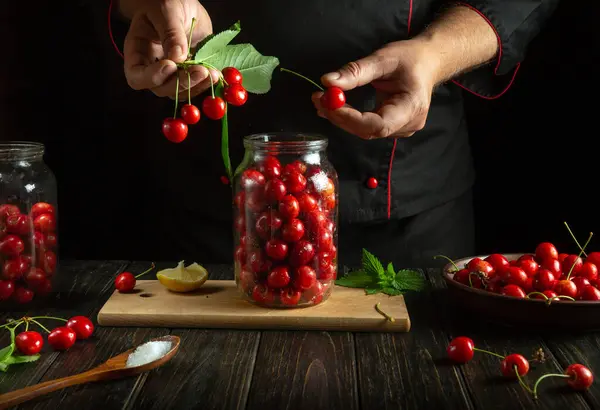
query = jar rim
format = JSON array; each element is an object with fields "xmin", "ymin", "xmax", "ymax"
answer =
[
  {"xmin": 243, "ymin": 132, "xmax": 328, "ymax": 151},
  {"xmin": 0, "ymin": 142, "xmax": 45, "ymax": 161}
]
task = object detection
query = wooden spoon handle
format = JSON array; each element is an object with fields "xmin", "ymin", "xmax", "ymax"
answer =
[{"xmin": 0, "ymin": 369, "xmax": 100, "ymax": 409}]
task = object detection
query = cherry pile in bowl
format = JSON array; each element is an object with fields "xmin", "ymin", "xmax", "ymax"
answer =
[
  {"xmin": 447, "ymin": 242, "xmax": 600, "ymax": 302},
  {"xmin": 0, "ymin": 202, "xmax": 57, "ymax": 303},
  {"xmin": 233, "ymin": 157, "xmax": 337, "ymax": 308}
]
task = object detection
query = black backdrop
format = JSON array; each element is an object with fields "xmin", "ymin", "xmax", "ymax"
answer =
[{"xmin": 1, "ymin": 0, "xmax": 598, "ymax": 261}]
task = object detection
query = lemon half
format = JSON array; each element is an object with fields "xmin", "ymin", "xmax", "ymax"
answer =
[{"xmin": 156, "ymin": 261, "xmax": 208, "ymax": 292}]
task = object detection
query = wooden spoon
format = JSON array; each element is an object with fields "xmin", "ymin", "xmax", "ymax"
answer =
[{"xmin": 0, "ymin": 335, "xmax": 180, "ymax": 409}]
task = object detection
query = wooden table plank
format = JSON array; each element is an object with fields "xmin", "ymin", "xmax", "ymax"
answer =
[
  {"xmin": 355, "ymin": 269, "xmax": 473, "ymax": 410},
  {"xmin": 0, "ymin": 260, "xmax": 128, "ymax": 397},
  {"xmin": 246, "ymin": 330, "xmax": 358, "ymax": 410},
  {"xmin": 427, "ymin": 269, "xmax": 591, "ymax": 410}
]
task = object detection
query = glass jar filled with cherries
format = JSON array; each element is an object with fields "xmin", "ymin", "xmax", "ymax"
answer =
[
  {"xmin": 233, "ymin": 133, "xmax": 338, "ymax": 308},
  {"xmin": 0, "ymin": 142, "xmax": 59, "ymax": 306}
]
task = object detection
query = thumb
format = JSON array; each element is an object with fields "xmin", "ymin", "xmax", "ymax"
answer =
[
  {"xmin": 147, "ymin": 4, "xmax": 189, "ymax": 62},
  {"xmin": 321, "ymin": 55, "xmax": 385, "ymax": 90}
]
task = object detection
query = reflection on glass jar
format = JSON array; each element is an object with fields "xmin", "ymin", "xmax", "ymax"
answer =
[
  {"xmin": 233, "ymin": 133, "xmax": 338, "ymax": 308},
  {"xmin": 0, "ymin": 142, "xmax": 58, "ymax": 306}
]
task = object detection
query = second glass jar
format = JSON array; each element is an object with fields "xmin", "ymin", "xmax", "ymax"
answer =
[{"xmin": 233, "ymin": 133, "xmax": 338, "ymax": 308}]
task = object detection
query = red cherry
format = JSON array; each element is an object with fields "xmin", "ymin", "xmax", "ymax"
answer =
[
  {"xmin": 255, "ymin": 211, "xmax": 283, "ymax": 240},
  {"xmin": 484, "ymin": 254, "xmax": 510, "ymax": 271},
  {"xmin": 287, "ymin": 160, "xmax": 307, "ymax": 175},
  {"xmin": 0, "ymin": 234, "xmax": 25, "ymax": 257},
  {"xmin": 41, "ymin": 250, "xmax": 57, "ymax": 275},
  {"xmin": 554, "ymin": 280, "xmax": 578, "ymax": 299},
  {"xmin": 312, "ymin": 228, "xmax": 334, "ymax": 253},
  {"xmin": 15, "ymin": 331, "xmax": 44, "ymax": 355},
  {"xmin": 447, "ymin": 337, "xmax": 475, "ymax": 363},
  {"xmin": 282, "ymin": 219, "xmax": 305, "ymax": 242},
  {"xmin": 202, "ymin": 96, "xmax": 226, "ymax": 120},
  {"xmin": 518, "ymin": 254, "xmax": 535, "ymax": 262},
  {"xmin": 580, "ymin": 285, "xmax": 600, "ymax": 301},
  {"xmin": 258, "ymin": 156, "xmax": 282, "ymax": 180},
  {"xmin": 245, "ymin": 190, "xmax": 266, "ymax": 213},
  {"xmin": 6, "ymin": 214, "xmax": 32, "ymax": 236},
  {"xmin": 563, "ymin": 255, "xmax": 583, "ymax": 277},
  {"xmin": 366, "ymin": 177, "xmax": 378, "ymax": 189},
  {"xmin": 34, "ymin": 212, "xmax": 57, "ymax": 232},
  {"xmin": 543, "ymin": 289, "xmax": 558, "ymax": 299},
  {"xmin": 282, "ymin": 170, "xmax": 307, "ymax": 193},
  {"xmin": 247, "ymin": 249, "xmax": 268, "ymax": 273},
  {"xmin": 115, "ymin": 272, "xmax": 136, "ymax": 292},
  {"xmin": 223, "ymin": 84, "xmax": 248, "ymax": 106},
  {"xmin": 518, "ymin": 259, "xmax": 539, "ymax": 276},
  {"xmin": 234, "ymin": 245, "xmax": 247, "ymax": 264},
  {"xmin": 2, "ymin": 256, "xmax": 30, "ymax": 280},
  {"xmin": 251, "ymin": 284, "xmax": 275, "ymax": 304},
  {"xmin": 32, "ymin": 231, "xmax": 45, "ymax": 249},
  {"xmin": 501, "ymin": 284, "xmax": 526, "ymax": 298},
  {"xmin": 293, "ymin": 266, "xmax": 317, "ymax": 290},
  {"xmin": 295, "ymin": 192, "xmax": 318, "ymax": 214},
  {"xmin": 579, "ymin": 262, "xmax": 598, "ymax": 282},
  {"xmin": 305, "ymin": 211, "xmax": 328, "ymax": 234},
  {"xmin": 0, "ymin": 204, "xmax": 20, "ymax": 220},
  {"xmin": 466, "ymin": 258, "xmax": 494, "ymax": 276},
  {"xmin": 45, "ymin": 232, "xmax": 58, "ymax": 248},
  {"xmin": 66, "ymin": 316, "xmax": 95, "ymax": 339},
  {"xmin": 280, "ymin": 288, "xmax": 302, "ymax": 306},
  {"xmin": 290, "ymin": 240, "xmax": 316, "ymax": 267},
  {"xmin": 586, "ymin": 252, "xmax": 600, "ymax": 268},
  {"xmin": 566, "ymin": 364, "xmax": 594, "ymax": 390},
  {"xmin": 222, "ymin": 67, "xmax": 243, "ymax": 85},
  {"xmin": 0, "ymin": 280, "xmax": 14, "ymax": 300},
  {"xmin": 501, "ymin": 267, "xmax": 528, "ymax": 288},
  {"xmin": 540, "ymin": 257, "xmax": 562, "ymax": 277},
  {"xmin": 535, "ymin": 242, "xmax": 559, "ymax": 262},
  {"xmin": 278, "ymin": 195, "xmax": 300, "ymax": 220},
  {"xmin": 501, "ymin": 354, "xmax": 530, "ymax": 378},
  {"xmin": 265, "ymin": 239, "xmax": 289, "ymax": 261},
  {"xmin": 48, "ymin": 327, "xmax": 77, "ymax": 351},
  {"xmin": 180, "ymin": 104, "xmax": 201, "ymax": 124},
  {"xmin": 316, "ymin": 259, "xmax": 337, "ymax": 280},
  {"xmin": 31, "ymin": 202, "xmax": 55, "ymax": 219},
  {"xmin": 240, "ymin": 169, "xmax": 266, "ymax": 190},
  {"xmin": 571, "ymin": 277, "xmax": 590, "ymax": 297},
  {"xmin": 13, "ymin": 286, "xmax": 33, "ymax": 304},
  {"xmin": 453, "ymin": 269, "xmax": 471, "ymax": 286},
  {"xmin": 162, "ymin": 118, "xmax": 188, "ymax": 143},
  {"xmin": 25, "ymin": 268, "xmax": 47, "ymax": 289},
  {"xmin": 320, "ymin": 86, "xmax": 346, "ymax": 110},
  {"xmin": 533, "ymin": 268, "xmax": 556, "ymax": 291},
  {"xmin": 239, "ymin": 268, "xmax": 256, "ymax": 292},
  {"xmin": 264, "ymin": 178, "xmax": 287, "ymax": 203},
  {"xmin": 486, "ymin": 276, "xmax": 504, "ymax": 293}
]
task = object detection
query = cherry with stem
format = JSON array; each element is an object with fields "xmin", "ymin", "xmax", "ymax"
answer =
[{"xmin": 566, "ymin": 232, "xmax": 593, "ymax": 280}]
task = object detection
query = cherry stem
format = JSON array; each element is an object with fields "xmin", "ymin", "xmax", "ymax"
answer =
[
  {"xmin": 173, "ymin": 73, "xmax": 180, "ymax": 119},
  {"xmin": 134, "ymin": 262, "xmax": 156, "ymax": 279},
  {"xmin": 527, "ymin": 291, "xmax": 549, "ymax": 300},
  {"xmin": 25, "ymin": 321, "xmax": 29, "ymax": 331},
  {"xmin": 566, "ymin": 232, "xmax": 593, "ymax": 280},
  {"xmin": 433, "ymin": 255, "xmax": 460, "ymax": 272},
  {"xmin": 514, "ymin": 365, "xmax": 534, "ymax": 395},
  {"xmin": 30, "ymin": 319, "xmax": 50, "ymax": 334},
  {"xmin": 187, "ymin": 70, "xmax": 192, "ymax": 105},
  {"xmin": 209, "ymin": 72, "xmax": 215, "ymax": 99},
  {"xmin": 472, "ymin": 347, "xmax": 505, "ymax": 359},
  {"xmin": 564, "ymin": 221, "xmax": 588, "ymax": 257},
  {"xmin": 532, "ymin": 373, "xmax": 571, "ymax": 399},
  {"xmin": 187, "ymin": 17, "xmax": 196, "ymax": 57},
  {"xmin": 280, "ymin": 67, "xmax": 324, "ymax": 91},
  {"xmin": 375, "ymin": 302, "xmax": 395, "ymax": 322},
  {"xmin": 28, "ymin": 316, "xmax": 67, "ymax": 322}
]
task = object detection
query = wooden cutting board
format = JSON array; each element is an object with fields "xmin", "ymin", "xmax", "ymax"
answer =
[{"xmin": 97, "ymin": 280, "xmax": 410, "ymax": 332}]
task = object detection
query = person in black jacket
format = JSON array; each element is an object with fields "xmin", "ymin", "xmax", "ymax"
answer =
[{"xmin": 110, "ymin": 0, "xmax": 559, "ymax": 268}]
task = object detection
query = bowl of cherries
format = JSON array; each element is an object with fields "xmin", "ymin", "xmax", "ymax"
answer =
[{"xmin": 441, "ymin": 227, "xmax": 600, "ymax": 330}]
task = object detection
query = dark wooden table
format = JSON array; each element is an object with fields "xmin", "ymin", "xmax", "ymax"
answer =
[{"xmin": 1, "ymin": 260, "xmax": 599, "ymax": 409}]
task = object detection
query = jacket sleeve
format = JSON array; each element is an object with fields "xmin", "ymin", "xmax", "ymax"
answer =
[{"xmin": 451, "ymin": 0, "xmax": 560, "ymax": 99}]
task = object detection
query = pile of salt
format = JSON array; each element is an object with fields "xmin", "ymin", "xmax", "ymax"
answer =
[{"xmin": 125, "ymin": 340, "xmax": 172, "ymax": 368}]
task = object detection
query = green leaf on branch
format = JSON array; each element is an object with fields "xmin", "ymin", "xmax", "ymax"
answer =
[
  {"xmin": 194, "ymin": 21, "xmax": 241, "ymax": 61},
  {"xmin": 203, "ymin": 44, "xmax": 280, "ymax": 94}
]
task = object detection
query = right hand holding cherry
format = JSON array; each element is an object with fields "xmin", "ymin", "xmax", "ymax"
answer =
[{"xmin": 122, "ymin": 0, "xmax": 219, "ymax": 100}]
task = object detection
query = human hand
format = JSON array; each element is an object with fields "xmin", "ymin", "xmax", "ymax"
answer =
[
  {"xmin": 123, "ymin": 0, "xmax": 219, "ymax": 100},
  {"xmin": 311, "ymin": 39, "xmax": 441, "ymax": 140}
]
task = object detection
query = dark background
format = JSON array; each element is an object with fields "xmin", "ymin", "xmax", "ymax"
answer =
[{"xmin": 1, "ymin": 0, "xmax": 598, "ymax": 261}]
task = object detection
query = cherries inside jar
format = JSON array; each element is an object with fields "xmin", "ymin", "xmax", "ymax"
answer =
[
  {"xmin": 233, "ymin": 133, "xmax": 338, "ymax": 308},
  {"xmin": 0, "ymin": 142, "xmax": 59, "ymax": 306}
]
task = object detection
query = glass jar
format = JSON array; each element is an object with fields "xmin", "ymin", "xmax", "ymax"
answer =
[
  {"xmin": 0, "ymin": 142, "xmax": 59, "ymax": 307},
  {"xmin": 233, "ymin": 133, "xmax": 338, "ymax": 308}
]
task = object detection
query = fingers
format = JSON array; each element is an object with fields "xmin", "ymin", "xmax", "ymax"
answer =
[
  {"xmin": 312, "ymin": 91, "xmax": 424, "ymax": 139},
  {"xmin": 320, "ymin": 53, "xmax": 394, "ymax": 91},
  {"xmin": 146, "ymin": 2, "xmax": 189, "ymax": 62}
]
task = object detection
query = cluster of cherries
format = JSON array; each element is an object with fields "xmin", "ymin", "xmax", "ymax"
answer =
[
  {"xmin": 446, "ymin": 225, "xmax": 600, "ymax": 302},
  {"xmin": 6, "ymin": 315, "xmax": 94, "ymax": 355},
  {"xmin": 234, "ymin": 157, "xmax": 337, "ymax": 307},
  {"xmin": 162, "ymin": 67, "xmax": 248, "ymax": 144},
  {"xmin": 447, "ymin": 336, "xmax": 594, "ymax": 398},
  {"xmin": 0, "ymin": 202, "xmax": 58, "ymax": 304}
]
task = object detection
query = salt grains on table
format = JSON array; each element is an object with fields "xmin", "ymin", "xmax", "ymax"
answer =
[{"xmin": 125, "ymin": 340, "xmax": 172, "ymax": 368}]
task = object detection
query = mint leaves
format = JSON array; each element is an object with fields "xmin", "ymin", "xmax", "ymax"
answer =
[
  {"xmin": 335, "ymin": 249, "xmax": 426, "ymax": 296},
  {"xmin": 0, "ymin": 326, "xmax": 40, "ymax": 372}
]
